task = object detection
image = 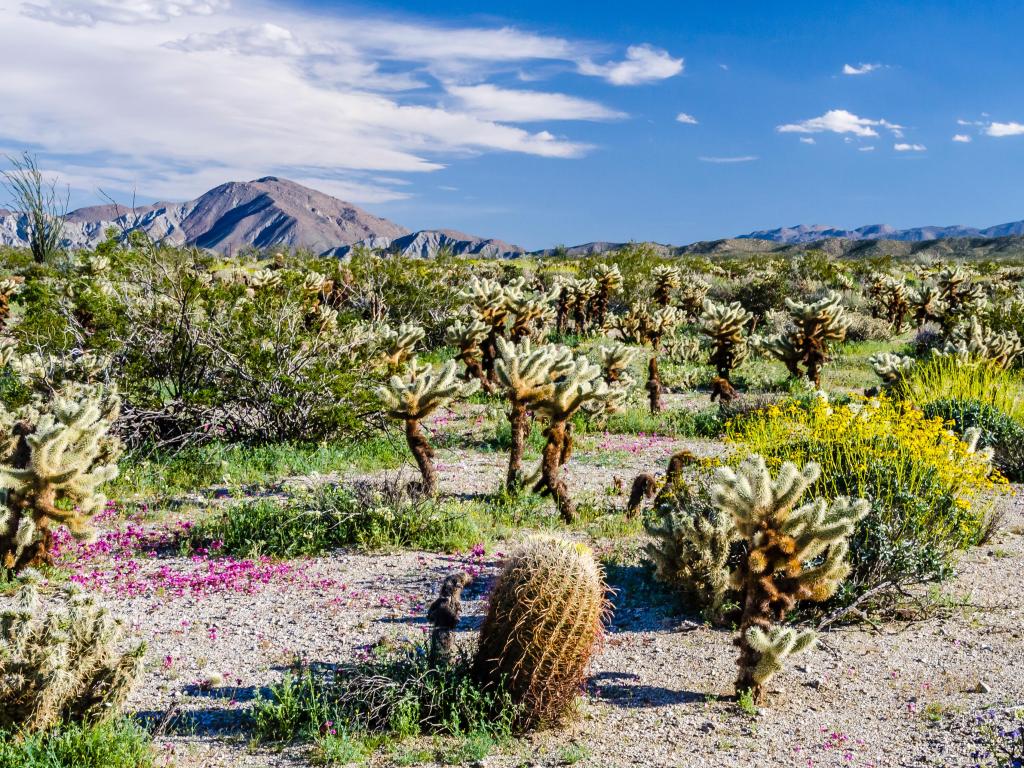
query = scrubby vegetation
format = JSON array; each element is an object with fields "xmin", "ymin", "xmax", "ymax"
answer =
[{"xmin": 0, "ymin": 197, "xmax": 1021, "ymax": 765}]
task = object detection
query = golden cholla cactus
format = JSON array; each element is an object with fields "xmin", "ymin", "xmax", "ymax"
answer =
[
  {"xmin": 713, "ymin": 456, "xmax": 868, "ymax": 702},
  {"xmin": 473, "ymin": 536, "xmax": 608, "ymax": 728},
  {"xmin": 247, "ymin": 268, "xmax": 282, "ymax": 290},
  {"xmin": 597, "ymin": 342, "xmax": 636, "ymax": 385},
  {"xmin": 377, "ymin": 359, "xmax": 480, "ymax": 496},
  {"xmin": 494, "ymin": 338, "xmax": 573, "ymax": 491},
  {"xmin": 651, "ymin": 264, "xmax": 682, "ymax": 307},
  {"xmin": 446, "ymin": 318, "xmax": 491, "ymax": 390},
  {"xmin": 875, "ymin": 275, "xmax": 910, "ymax": 331},
  {"xmin": 507, "ymin": 288, "xmax": 556, "ymax": 342},
  {"xmin": 700, "ymin": 300, "xmax": 753, "ymax": 401},
  {"xmin": 0, "ymin": 387, "xmax": 121, "ymax": 574},
  {"xmin": 936, "ymin": 317, "xmax": 1023, "ymax": 369},
  {"xmin": 678, "ymin": 275, "xmax": 711, "ymax": 320},
  {"xmin": 379, "ymin": 323, "xmax": 425, "ymax": 371},
  {"xmin": 0, "ymin": 572, "xmax": 146, "ymax": 732},
  {"xmin": 909, "ymin": 284, "xmax": 948, "ymax": 328},
  {"xmin": 936, "ymin": 265, "xmax": 984, "ymax": 330},
  {"xmin": 0, "ymin": 277, "xmax": 23, "ymax": 330},
  {"xmin": 765, "ymin": 291, "xmax": 850, "ymax": 388},
  {"xmin": 590, "ymin": 264, "xmax": 623, "ymax": 326},
  {"xmin": 869, "ymin": 352, "xmax": 915, "ymax": 386},
  {"xmin": 460, "ymin": 276, "xmax": 512, "ymax": 381},
  {"xmin": 532, "ymin": 356, "xmax": 611, "ymax": 521},
  {"xmin": 605, "ymin": 307, "xmax": 648, "ymax": 344}
]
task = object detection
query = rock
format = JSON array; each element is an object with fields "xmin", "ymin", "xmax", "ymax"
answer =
[{"xmin": 973, "ymin": 681, "xmax": 992, "ymax": 694}]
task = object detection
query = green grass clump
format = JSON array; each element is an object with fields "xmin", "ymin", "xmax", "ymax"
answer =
[
  {"xmin": 251, "ymin": 643, "xmax": 517, "ymax": 763},
  {"xmin": 0, "ymin": 720, "xmax": 155, "ymax": 768},
  {"xmin": 183, "ymin": 483, "xmax": 484, "ymax": 557},
  {"xmin": 895, "ymin": 356, "xmax": 1024, "ymax": 423},
  {"xmin": 114, "ymin": 438, "xmax": 405, "ymax": 498}
]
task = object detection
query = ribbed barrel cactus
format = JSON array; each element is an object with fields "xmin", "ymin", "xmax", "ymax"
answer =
[
  {"xmin": 472, "ymin": 536, "xmax": 608, "ymax": 728},
  {"xmin": 494, "ymin": 338, "xmax": 573, "ymax": 492},
  {"xmin": 1, "ymin": 387, "xmax": 121, "ymax": 574},
  {"xmin": 377, "ymin": 359, "xmax": 480, "ymax": 496},
  {"xmin": 713, "ymin": 456, "xmax": 868, "ymax": 702},
  {"xmin": 532, "ymin": 356, "xmax": 610, "ymax": 521},
  {"xmin": 765, "ymin": 292, "xmax": 850, "ymax": 388},
  {"xmin": 1, "ymin": 572, "xmax": 146, "ymax": 732},
  {"xmin": 700, "ymin": 300, "xmax": 753, "ymax": 402}
]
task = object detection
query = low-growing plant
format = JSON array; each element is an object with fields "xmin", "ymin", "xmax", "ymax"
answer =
[{"xmin": 0, "ymin": 719, "xmax": 156, "ymax": 768}]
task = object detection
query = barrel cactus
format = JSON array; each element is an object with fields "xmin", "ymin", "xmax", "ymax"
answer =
[{"xmin": 473, "ymin": 536, "xmax": 609, "ymax": 728}]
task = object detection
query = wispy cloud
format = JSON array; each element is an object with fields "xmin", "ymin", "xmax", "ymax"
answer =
[
  {"xmin": 842, "ymin": 62, "xmax": 882, "ymax": 75},
  {"xmin": 447, "ymin": 84, "xmax": 625, "ymax": 122},
  {"xmin": 952, "ymin": 134, "xmax": 972, "ymax": 143},
  {"xmin": 894, "ymin": 143, "xmax": 926, "ymax": 151},
  {"xmin": 578, "ymin": 44, "xmax": 683, "ymax": 85},
  {"xmin": 777, "ymin": 109, "xmax": 904, "ymax": 138},
  {"xmin": 0, "ymin": 0, "xmax": 683, "ymax": 203},
  {"xmin": 986, "ymin": 121, "xmax": 1024, "ymax": 137},
  {"xmin": 859, "ymin": 146, "xmax": 876, "ymax": 151},
  {"xmin": 799, "ymin": 137, "xmax": 815, "ymax": 144},
  {"xmin": 675, "ymin": 112, "xmax": 698, "ymax": 125},
  {"xmin": 698, "ymin": 155, "xmax": 758, "ymax": 163}
]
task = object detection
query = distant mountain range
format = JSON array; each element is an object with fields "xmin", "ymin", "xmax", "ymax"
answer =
[
  {"xmin": 2, "ymin": 176, "xmax": 1023, "ymax": 260},
  {"xmin": 736, "ymin": 221, "xmax": 1024, "ymax": 244}
]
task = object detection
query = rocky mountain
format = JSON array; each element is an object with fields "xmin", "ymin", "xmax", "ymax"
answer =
[
  {"xmin": 0, "ymin": 177, "xmax": 410, "ymax": 254},
  {"xmin": 326, "ymin": 229, "xmax": 523, "ymax": 260},
  {"xmin": 738, "ymin": 220, "xmax": 1024, "ymax": 244}
]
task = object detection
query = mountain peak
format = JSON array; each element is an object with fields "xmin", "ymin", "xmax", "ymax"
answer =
[{"xmin": 737, "ymin": 220, "xmax": 1024, "ymax": 243}]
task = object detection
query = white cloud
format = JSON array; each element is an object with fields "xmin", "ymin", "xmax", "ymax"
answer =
[
  {"xmin": 859, "ymin": 146, "xmax": 875, "ymax": 151},
  {"xmin": 675, "ymin": 112, "xmax": 698, "ymax": 125},
  {"xmin": 986, "ymin": 121, "xmax": 1024, "ymax": 137},
  {"xmin": 578, "ymin": 44, "xmax": 683, "ymax": 85},
  {"xmin": 842, "ymin": 62, "xmax": 881, "ymax": 75},
  {"xmin": 21, "ymin": 0, "xmax": 229, "ymax": 27},
  {"xmin": 777, "ymin": 109, "xmax": 904, "ymax": 138},
  {"xmin": 447, "ymin": 84, "xmax": 625, "ymax": 122},
  {"xmin": 1, "ymin": 1, "xmax": 688, "ymax": 203},
  {"xmin": 799, "ymin": 137, "xmax": 815, "ymax": 144},
  {"xmin": 952, "ymin": 134, "xmax": 972, "ymax": 143},
  {"xmin": 698, "ymin": 155, "xmax": 758, "ymax": 163},
  {"xmin": 894, "ymin": 143, "xmax": 926, "ymax": 151}
]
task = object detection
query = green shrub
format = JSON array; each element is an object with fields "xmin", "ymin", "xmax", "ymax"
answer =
[
  {"xmin": 922, "ymin": 398, "xmax": 1024, "ymax": 481},
  {"xmin": 0, "ymin": 720, "xmax": 155, "ymax": 768}
]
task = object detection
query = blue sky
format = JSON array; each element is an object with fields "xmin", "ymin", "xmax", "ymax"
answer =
[{"xmin": 1, "ymin": 0, "xmax": 1023, "ymax": 249}]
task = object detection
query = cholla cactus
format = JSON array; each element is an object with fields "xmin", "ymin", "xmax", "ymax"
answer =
[
  {"xmin": 1, "ymin": 387, "xmax": 121, "ymax": 574},
  {"xmin": 446, "ymin": 318, "xmax": 492, "ymax": 391},
  {"xmin": 0, "ymin": 277, "xmax": 23, "ymax": 330},
  {"xmin": 598, "ymin": 343, "xmax": 636, "ymax": 385},
  {"xmin": 380, "ymin": 323, "xmax": 425, "ymax": 371},
  {"xmin": 494, "ymin": 338, "xmax": 573, "ymax": 492},
  {"xmin": 700, "ymin": 300, "xmax": 753, "ymax": 402},
  {"xmin": 532, "ymin": 356, "xmax": 611, "ymax": 521},
  {"xmin": 0, "ymin": 573, "xmax": 146, "ymax": 731},
  {"xmin": 460, "ymin": 277, "xmax": 512, "ymax": 380},
  {"xmin": 473, "ymin": 536, "xmax": 608, "ymax": 728},
  {"xmin": 937, "ymin": 317, "xmax": 1023, "ymax": 369},
  {"xmin": 713, "ymin": 456, "xmax": 868, "ymax": 702},
  {"xmin": 377, "ymin": 360, "xmax": 480, "ymax": 496},
  {"xmin": 678, "ymin": 275, "xmax": 711, "ymax": 321},
  {"xmin": 642, "ymin": 308, "xmax": 681, "ymax": 414},
  {"xmin": 590, "ymin": 264, "xmax": 623, "ymax": 326},
  {"xmin": 664, "ymin": 334, "xmax": 701, "ymax": 364},
  {"xmin": 605, "ymin": 307, "xmax": 648, "ymax": 345},
  {"xmin": 247, "ymin": 268, "xmax": 282, "ymax": 290},
  {"xmin": 644, "ymin": 476, "xmax": 736, "ymax": 622},
  {"xmin": 869, "ymin": 352, "xmax": 915, "ymax": 387},
  {"xmin": 871, "ymin": 275, "xmax": 910, "ymax": 332},
  {"xmin": 936, "ymin": 265, "xmax": 984, "ymax": 331},
  {"xmin": 765, "ymin": 292, "xmax": 850, "ymax": 388},
  {"xmin": 909, "ymin": 284, "xmax": 947, "ymax": 328},
  {"xmin": 507, "ymin": 289, "xmax": 556, "ymax": 342},
  {"xmin": 651, "ymin": 265, "xmax": 682, "ymax": 307}
]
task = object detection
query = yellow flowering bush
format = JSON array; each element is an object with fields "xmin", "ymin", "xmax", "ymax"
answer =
[{"xmin": 726, "ymin": 394, "xmax": 1006, "ymax": 603}]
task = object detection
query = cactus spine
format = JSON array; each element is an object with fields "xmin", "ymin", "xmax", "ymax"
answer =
[
  {"xmin": 700, "ymin": 300, "xmax": 753, "ymax": 402},
  {"xmin": 377, "ymin": 360, "xmax": 480, "ymax": 496},
  {"xmin": 473, "ymin": 536, "xmax": 608, "ymax": 728},
  {"xmin": 765, "ymin": 291, "xmax": 850, "ymax": 388},
  {"xmin": 713, "ymin": 456, "xmax": 868, "ymax": 702},
  {"xmin": 0, "ymin": 572, "xmax": 146, "ymax": 731},
  {"xmin": 1, "ymin": 387, "xmax": 121, "ymax": 574}
]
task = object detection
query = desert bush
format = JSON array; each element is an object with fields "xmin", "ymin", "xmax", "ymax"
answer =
[
  {"xmin": 0, "ymin": 572, "xmax": 145, "ymax": 732},
  {"xmin": 726, "ymin": 395, "xmax": 1004, "ymax": 605},
  {"xmin": 892, "ymin": 355, "xmax": 1024, "ymax": 424},
  {"xmin": 472, "ymin": 536, "xmax": 608, "ymax": 728},
  {"xmin": 844, "ymin": 311, "xmax": 895, "ymax": 342},
  {"xmin": 921, "ymin": 399, "xmax": 1024, "ymax": 481}
]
